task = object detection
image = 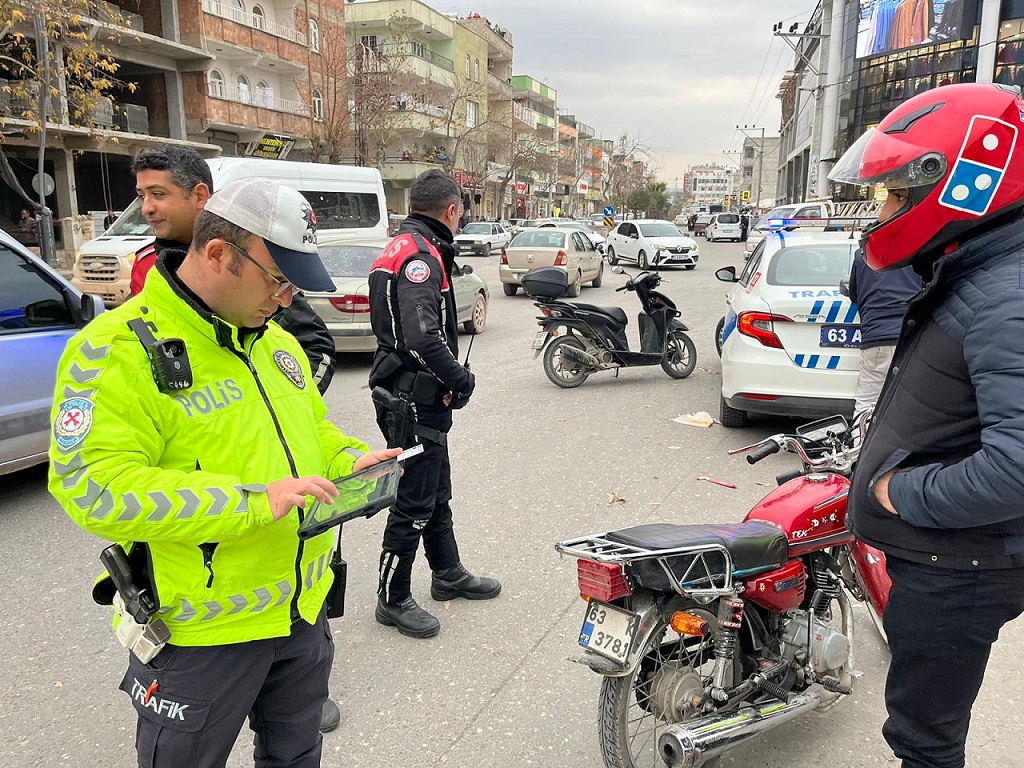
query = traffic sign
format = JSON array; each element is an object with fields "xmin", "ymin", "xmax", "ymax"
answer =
[
  {"xmin": 741, "ymin": 190, "xmax": 751, "ymax": 202},
  {"xmin": 603, "ymin": 205, "xmax": 615, "ymax": 217},
  {"xmin": 603, "ymin": 217, "xmax": 614, "ymax": 228}
]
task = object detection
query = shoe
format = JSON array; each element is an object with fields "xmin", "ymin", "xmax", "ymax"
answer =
[
  {"xmin": 319, "ymin": 698, "xmax": 341, "ymax": 733},
  {"xmin": 375, "ymin": 596, "xmax": 441, "ymax": 638},
  {"xmin": 431, "ymin": 563, "xmax": 502, "ymax": 601}
]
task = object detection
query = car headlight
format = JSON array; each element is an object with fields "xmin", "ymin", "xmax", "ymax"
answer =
[{"xmin": 655, "ymin": 245, "xmax": 667, "ymax": 251}]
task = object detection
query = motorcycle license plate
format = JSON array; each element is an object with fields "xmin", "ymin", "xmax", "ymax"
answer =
[
  {"xmin": 532, "ymin": 330, "xmax": 547, "ymax": 350},
  {"xmin": 578, "ymin": 599, "xmax": 637, "ymax": 665},
  {"xmin": 819, "ymin": 324, "xmax": 861, "ymax": 348}
]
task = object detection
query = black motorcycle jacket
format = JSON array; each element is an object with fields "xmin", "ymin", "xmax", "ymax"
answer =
[{"xmin": 367, "ymin": 214, "xmax": 474, "ymax": 400}]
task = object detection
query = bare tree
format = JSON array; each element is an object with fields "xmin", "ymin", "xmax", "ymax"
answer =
[
  {"xmin": 604, "ymin": 132, "xmax": 654, "ymax": 214},
  {"xmin": 305, "ymin": 21, "xmax": 349, "ymax": 164},
  {"xmin": 487, "ymin": 124, "xmax": 554, "ymax": 218}
]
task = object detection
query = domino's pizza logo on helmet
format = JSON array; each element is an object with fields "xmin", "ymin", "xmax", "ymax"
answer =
[
  {"xmin": 939, "ymin": 114, "xmax": 1018, "ymax": 216},
  {"xmin": 405, "ymin": 260, "xmax": 430, "ymax": 283}
]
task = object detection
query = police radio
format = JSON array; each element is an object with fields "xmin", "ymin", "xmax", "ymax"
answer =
[{"xmin": 128, "ymin": 318, "xmax": 193, "ymax": 393}]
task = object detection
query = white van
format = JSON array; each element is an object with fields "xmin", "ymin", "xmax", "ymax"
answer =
[
  {"xmin": 72, "ymin": 158, "xmax": 388, "ymax": 306},
  {"xmin": 706, "ymin": 213, "xmax": 742, "ymax": 242}
]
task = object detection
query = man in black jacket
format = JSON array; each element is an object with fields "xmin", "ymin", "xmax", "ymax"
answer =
[
  {"xmin": 368, "ymin": 169, "xmax": 500, "ymax": 639},
  {"xmin": 830, "ymin": 83, "xmax": 1024, "ymax": 768},
  {"xmin": 846, "ymin": 248, "xmax": 920, "ymax": 419}
]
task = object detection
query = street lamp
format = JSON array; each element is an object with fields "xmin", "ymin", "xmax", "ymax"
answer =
[{"xmin": 737, "ymin": 124, "xmax": 765, "ymax": 211}]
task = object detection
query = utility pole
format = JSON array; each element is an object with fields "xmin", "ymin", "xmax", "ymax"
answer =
[
  {"xmin": 737, "ymin": 124, "xmax": 765, "ymax": 211},
  {"xmin": 33, "ymin": 12, "xmax": 56, "ymax": 266}
]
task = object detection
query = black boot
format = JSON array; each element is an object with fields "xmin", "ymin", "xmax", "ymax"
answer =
[
  {"xmin": 431, "ymin": 563, "xmax": 502, "ymax": 601},
  {"xmin": 319, "ymin": 697, "xmax": 341, "ymax": 733},
  {"xmin": 375, "ymin": 596, "xmax": 441, "ymax": 638}
]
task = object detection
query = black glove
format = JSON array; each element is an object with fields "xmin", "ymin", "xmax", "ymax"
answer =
[{"xmin": 451, "ymin": 369, "xmax": 475, "ymax": 409}]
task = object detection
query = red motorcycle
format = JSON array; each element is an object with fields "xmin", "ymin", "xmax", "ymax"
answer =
[{"xmin": 555, "ymin": 414, "xmax": 890, "ymax": 768}]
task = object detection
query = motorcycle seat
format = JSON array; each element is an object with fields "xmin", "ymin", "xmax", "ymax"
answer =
[
  {"xmin": 605, "ymin": 521, "xmax": 788, "ymax": 573},
  {"xmin": 568, "ymin": 303, "xmax": 628, "ymax": 326}
]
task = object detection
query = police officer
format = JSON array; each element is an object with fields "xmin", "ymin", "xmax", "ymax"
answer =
[
  {"xmin": 49, "ymin": 178, "xmax": 400, "ymax": 766},
  {"xmin": 367, "ymin": 169, "xmax": 501, "ymax": 639}
]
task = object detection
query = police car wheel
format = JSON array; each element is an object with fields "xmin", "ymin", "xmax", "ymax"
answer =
[
  {"xmin": 720, "ymin": 395, "xmax": 748, "ymax": 428},
  {"xmin": 715, "ymin": 317, "xmax": 725, "ymax": 356}
]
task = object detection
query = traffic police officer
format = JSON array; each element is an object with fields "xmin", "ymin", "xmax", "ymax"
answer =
[
  {"xmin": 368, "ymin": 169, "xmax": 501, "ymax": 639},
  {"xmin": 49, "ymin": 178, "xmax": 399, "ymax": 767}
]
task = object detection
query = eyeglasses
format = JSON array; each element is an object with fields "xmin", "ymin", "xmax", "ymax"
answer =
[{"xmin": 224, "ymin": 241, "xmax": 295, "ymax": 298}]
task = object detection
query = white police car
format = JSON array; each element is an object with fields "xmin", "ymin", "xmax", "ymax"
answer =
[{"xmin": 715, "ymin": 229, "xmax": 861, "ymax": 427}]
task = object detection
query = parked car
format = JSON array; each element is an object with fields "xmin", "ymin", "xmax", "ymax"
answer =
[
  {"xmin": 304, "ymin": 239, "xmax": 489, "ymax": 352},
  {"xmin": 715, "ymin": 229, "xmax": 861, "ymax": 427},
  {"xmin": 692, "ymin": 214, "xmax": 713, "ymax": 237},
  {"xmin": 706, "ymin": 212, "xmax": 743, "ymax": 242},
  {"xmin": 499, "ymin": 227, "xmax": 604, "ymax": 297},
  {"xmin": 745, "ymin": 201, "xmax": 835, "ymax": 257},
  {"xmin": 604, "ymin": 219, "xmax": 700, "ymax": 270},
  {"xmin": 454, "ymin": 221, "xmax": 512, "ymax": 256},
  {"xmin": 0, "ymin": 230, "xmax": 105, "ymax": 476},
  {"xmin": 538, "ymin": 220, "xmax": 606, "ymax": 251}
]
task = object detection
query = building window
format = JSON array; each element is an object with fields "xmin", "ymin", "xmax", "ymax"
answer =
[
  {"xmin": 236, "ymin": 74, "xmax": 251, "ymax": 103},
  {"xmin": 360, "ymin": 34, "xmax": 381, "ymax": 52},
  {"xmin": 209, "ymin": 69, "xmax": 225, "ymax": 98},
  {"xmin": 229, "ymin": 0, "xmax": 245, "ymax": 23},
  {"xmin": 251, "ymin": 4, "xmax": 265, "ymax": 30},
  {"xmin": 313, "ymin": 88, "xmax": 323, "ymax": 120},
  {"xmin": 466, "ymin": 100, "xmax": 478, "ymax": 128},
  {"xmin": 309, "ymin": 18, "xmax": 320, "ymax": 52},
  {"xmin": 465, "ymin": 54, "xmax": 471, "ymax": 78},
  {"xmin": 256, "ymin": 80, "xmax": 272, "ymax": 107},
  {"xmin": 474, "ymin": 58, "xmax": 480, "ymax": 81}
]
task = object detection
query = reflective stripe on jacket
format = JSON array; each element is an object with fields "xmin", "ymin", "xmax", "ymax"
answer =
[{"xmin": 48, "ymin": 257, "xmax": 368, "ymax": 645}]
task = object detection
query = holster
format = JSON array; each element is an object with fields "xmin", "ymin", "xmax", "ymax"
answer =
[
  {"xmin": 371, "ymin": 385, "xmax": 447, "ymax": 447},
  {"xmin": 325, "ymin": 547, "xmax": 347, "ymax": 619}
]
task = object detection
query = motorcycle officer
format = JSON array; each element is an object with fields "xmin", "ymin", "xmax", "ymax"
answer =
[
  {"xmin": 831, "ymin": 83, "xmax": 1024, "ymax": 768},
  {"xmin": 367, "ymin": 169, "xmax": 501, "ymax": 639}
]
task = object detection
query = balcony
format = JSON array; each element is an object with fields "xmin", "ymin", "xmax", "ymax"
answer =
[
  {"xmin": 202, "ymin": 0, "xmax": 307, "ymax": 45},
  {"xmin": 513, "ymin": 101, "xmax": 537, "ymax": 130},
  {"xmin": 378, "ymin": 42, "xmax": 455, "ymax": 74},
  {"xmin": 207, "ymin": 81, "xmax": 310, "ymax": 117},
  {"xmin": 488, "ymin": 72, "xmax": 512, "ymax": 98}
]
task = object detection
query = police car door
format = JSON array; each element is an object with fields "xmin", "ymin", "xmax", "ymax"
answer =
[{"xmin": 760, "ymin": 242, "xmax": 861, "ymax": 374}]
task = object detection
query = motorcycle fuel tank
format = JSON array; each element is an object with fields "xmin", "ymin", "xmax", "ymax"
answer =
[{"xmin": 744, "ymin": 474, "xmax": 854, "ymax": 557}]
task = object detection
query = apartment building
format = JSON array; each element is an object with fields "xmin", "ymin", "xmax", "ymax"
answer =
[
  {"xmin": 511, "ymin": 75, "xmax": 557, "ymax": 218},
  {"xmin": 1, "ymin": 1, "xmax": 340, "ymax": 258},
  {"xmin": 688, "ymin": 164, "xmax": 735, "ymax": 209}
]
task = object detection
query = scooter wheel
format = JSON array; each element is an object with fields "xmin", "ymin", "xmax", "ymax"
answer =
[
  {"xmin": 543, "ymin": 337, "xmax": 590, "ymax": 388},
  {"xmin": 662, "ymin": 330, "xmax": 696, "ymax": 379}
]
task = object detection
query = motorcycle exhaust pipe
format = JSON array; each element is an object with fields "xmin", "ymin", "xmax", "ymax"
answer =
[
  {"xmin": 657, "ymin": 691, "xmax": 822, "ymax": 768},
  {"xmin": 560, "ymin": 345, "xmax": 599, "ymax": 368}
]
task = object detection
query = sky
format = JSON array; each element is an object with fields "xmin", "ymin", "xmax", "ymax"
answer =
[{"xmin": 436, "ymin": 0, "xmax": 818, "ymax": 184}]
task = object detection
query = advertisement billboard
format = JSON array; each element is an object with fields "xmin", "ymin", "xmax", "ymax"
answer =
[{"xmin": 856, "ymin": 0, "xmax": 977, "ymax": 60}]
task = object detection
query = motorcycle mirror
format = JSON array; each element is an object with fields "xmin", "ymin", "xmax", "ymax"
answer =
[{"xmin": 611, "ymin": 265, "xmax": 625, "ymax": 274}]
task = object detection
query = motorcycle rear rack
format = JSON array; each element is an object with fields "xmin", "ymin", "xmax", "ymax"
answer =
[{"xmin": 556, "ymin": 534, "xmax": 736, "ymax": 600}]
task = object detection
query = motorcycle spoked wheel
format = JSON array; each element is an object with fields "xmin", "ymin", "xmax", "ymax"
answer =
[
  {"xmin": 661, "ymin": 330, "xmax": 697, "ymax": 379},
  {"xmin": 542, "ymin": 335, "xmax": 591, "ymax": 388},
  {"xmin": 598, "ymin": 617, "xmax": 729, "ymax": 768}
]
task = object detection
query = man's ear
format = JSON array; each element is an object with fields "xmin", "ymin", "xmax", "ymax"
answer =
[
  {"xmin": 193, "ymin": 183, "xmax": 213, "ymax": 209},
  {"xmin": 204, "ymin": 238, "xmax": 232, "ymax": 273}
]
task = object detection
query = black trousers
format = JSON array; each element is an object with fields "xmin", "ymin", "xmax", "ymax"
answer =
[
  {"xmin": 375, "ymin": 398, "xmax": 460, "ymax": 602},
  {"xmin": 882, "ymin": 556, "xmax": 1024, "ymax": 768},
  {"xmin": 119, "ymin": 609, "xmax": 333, "ymax": 768}
]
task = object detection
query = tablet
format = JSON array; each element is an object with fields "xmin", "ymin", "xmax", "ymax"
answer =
[{"xmin": 297, "ymin": 459, "xmax": 402, "ymax": 540}]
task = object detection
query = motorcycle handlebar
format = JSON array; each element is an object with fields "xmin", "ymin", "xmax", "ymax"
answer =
[{"xmin": 745, "ymin": 440, "xmax": 781, "ymax": 464}]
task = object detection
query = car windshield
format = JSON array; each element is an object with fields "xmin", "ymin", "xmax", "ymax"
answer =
[
  {"xmin": 317, "ymin": 244, "xmax": 382, "ymax": 277},
  {"xmin": 511, "ymin": 231, "xmax": 566, "ymax": 248},
  {"xmin": 717, "ymin": 214, "xmax": 740, "ymax": 224},
  {"xmin": 461, "ymin": 223, "xmax": 491, "ymax": 234},
  {"xmin": 105, "ymin": 199, "xmax": 152, "ymax": 236},
  {"xmin": 638, "ymin": 222, "xmax": 682, "ymax": 237},
  {"xmin": 696, "ymin": 216, "xmax": 712, "ymax": 224},
  {"xmin": 767, "ymin": 244, "xmax": 857, "ymax": 286}
]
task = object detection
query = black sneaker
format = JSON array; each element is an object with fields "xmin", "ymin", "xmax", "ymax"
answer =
[
  {"xmin": 319, "ymin": 698, "xmax": 341, "ymax": 733},
  {"xmin": 431, "ymin": 564, "xmax": 502, "ymax": 601},
  {"xmin": 375, "ymin": 596, "xmax": 441, "ymax": 638}
]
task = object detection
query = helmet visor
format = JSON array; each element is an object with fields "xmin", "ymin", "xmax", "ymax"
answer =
[{"xmin": 829, "ymin": 128, "xmax": 947, "ymax": 189}]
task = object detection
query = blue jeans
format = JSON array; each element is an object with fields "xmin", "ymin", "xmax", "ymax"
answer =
[{"xmin": 882, "ymin": 556, "xmax": 1024, "ymax": 768}]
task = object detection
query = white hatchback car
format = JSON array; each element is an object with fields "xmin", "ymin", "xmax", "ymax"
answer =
[
  {"xmin": 605, "ymin": 219, "xmax": 700, "ymax": 270},
  {"xmin": 706, "ymin": 213, "xmax": 742, "ymax": 242},
  {"xmin": 715, "ymin": 230, "xmax": 861, "ymax": 427}
]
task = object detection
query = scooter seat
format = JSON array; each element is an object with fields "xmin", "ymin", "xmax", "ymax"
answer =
[
  {"xmin": 605, "ymin": 521, "xmax": 788, "ymax": 573},
  {"xmin": 569, "ymin": 303, "xmax": 628, "ymax": 326}
]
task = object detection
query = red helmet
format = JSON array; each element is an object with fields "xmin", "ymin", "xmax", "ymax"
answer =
[{"xmin": 829, "ymin": 83, "xmax": 1024, "ymax": 269}]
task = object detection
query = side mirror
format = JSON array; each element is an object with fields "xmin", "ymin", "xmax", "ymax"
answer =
[
  {"xmin": 79, "ymin": 293, "xmax": 105, "ymax": 324},
  {"xmin": 611, "ymin": 265, "xmax": 625, "ymax": 274},
  {"xmin": 460, "ymin": 264, "xmax": 474, "ymax": 275},
  {"xmin": 838, "ymin": 279, "xmax": 850, "ymax": 297},
  {"xmin": 715, "ymin": 266, "xmax": 739, "ymax": 283}
]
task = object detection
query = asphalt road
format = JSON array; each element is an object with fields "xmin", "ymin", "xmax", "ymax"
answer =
[{"xmin": 2, "ymin": 238, "xmax": 1021, "ymax": 767}]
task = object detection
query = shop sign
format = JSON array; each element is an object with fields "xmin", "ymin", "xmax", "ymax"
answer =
[{"xmin": 244, "ymin": 134, "xmax": 295, "ymax": 160}]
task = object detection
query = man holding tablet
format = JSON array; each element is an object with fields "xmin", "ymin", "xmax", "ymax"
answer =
[
  {"xmin": 367, "ymin": 169, "xmax": 501, "ymax": 639},
  {"xmin": 49, "ymin": 178, "xmax": 399, "ymax": 767}
]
